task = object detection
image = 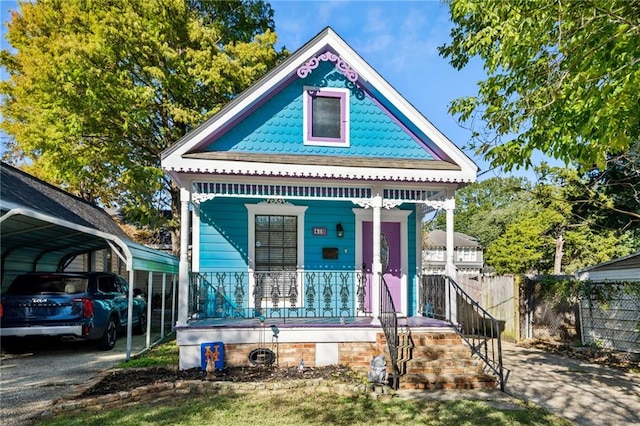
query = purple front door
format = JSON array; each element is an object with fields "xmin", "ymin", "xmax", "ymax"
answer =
[{"xmin": 362, "ymin": 221, "xmax": 402, "ymax": 312}]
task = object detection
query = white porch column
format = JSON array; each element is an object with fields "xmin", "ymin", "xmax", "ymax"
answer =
[
  {"xmin": 177, "ymin": 187, "xmax": 191, "ymax": 327},
  {"xmin": 444, "ymin": 197, "xmax": 457, "ymax": 324},
  {"xmin": 371, "ymin": 193, "xmax": 383, "ymax": 319},
  {"xmin": 444, "ymin": 197, "xmax": 456, "ymax": 278}
]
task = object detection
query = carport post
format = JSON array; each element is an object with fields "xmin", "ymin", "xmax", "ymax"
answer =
[
  {"xmin": 171, "ymin": 274, "xmax": 176, "ymax": 328},
  {"xmin": 125, "ymin": 268, "xmax": 135, "ymax": 361},
  {"xmin": 147, "ymin": 271, "xmax": 153, "ymax": 348},
  {"xmin": 161, "ymin": 273, "xmax": 167, "ymax": 339}
]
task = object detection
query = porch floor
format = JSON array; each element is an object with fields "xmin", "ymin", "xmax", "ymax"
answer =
[{"xmin": 181, "ymin": 315, "xmax": 450, "ymax": 330}]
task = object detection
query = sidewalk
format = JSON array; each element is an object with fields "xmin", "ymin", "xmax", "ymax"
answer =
[{"xmin": 501, "ymin": 341, "xmax": 640, "ymax": 425}]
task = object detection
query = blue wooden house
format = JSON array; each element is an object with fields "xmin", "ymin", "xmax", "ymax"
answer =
[{"xmin": 161, "ymin": 28, "xmax": 501, "ymax": 390}]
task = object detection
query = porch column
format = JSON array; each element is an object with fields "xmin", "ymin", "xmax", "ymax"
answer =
[
  {"xmin": 371, "ymin": 193, "xmax": 383, "ymax": 319},
  {"xmin": 444, "ymin": 197, "xmax": 457, "ymax": 324},
  {"xmin": 177, "ymin": 187, "xmax": 191, "ymax": 327},
  {"xmin": 444, "ymin": 197, "xmax": 456, "ymax": 278}
]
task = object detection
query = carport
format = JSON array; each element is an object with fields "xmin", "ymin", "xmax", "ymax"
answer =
[{"xmin": 1, "ymin": 163, "xmax": 179, "ymax": 359}]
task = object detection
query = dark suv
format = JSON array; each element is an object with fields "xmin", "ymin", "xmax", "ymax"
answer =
[{"xmin": 0, "ymin": 272, "xmax": 146, "ymax": 351}]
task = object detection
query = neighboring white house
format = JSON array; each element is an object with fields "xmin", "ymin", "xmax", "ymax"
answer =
[
  {"xmin": 422, "ymin": 230, "xmax": 483, "ymax": 275},
  {"xmin": 576, "ymin": 251, "xmax": 640, "ymax": 282},
  {"xmin": 576, "ymin": 251, "xmax": 640, "ymax": 354}
]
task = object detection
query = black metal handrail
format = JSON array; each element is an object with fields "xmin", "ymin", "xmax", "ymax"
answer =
[
  {"xmin": 379, "ymin": 273, "xmax": 400, "ymax": 390},
  {"xmin": 448, "ymin": 276, "xmax": 505, "ymax": 391}
]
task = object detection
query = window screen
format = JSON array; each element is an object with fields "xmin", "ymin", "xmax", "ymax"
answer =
[
  {"xmin": 254, "ymin": 215, "xmax": 298, "ymax": 299},
  {"xmin": 311, "ymin": 95, "xmax": 341, "ymax": 139},
  {"xmin": 255, "ymin": 215, "xmax": 297, "ymax": 271}
]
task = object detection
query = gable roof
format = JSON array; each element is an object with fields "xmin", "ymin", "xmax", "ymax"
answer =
[
  {"xmin": 424, "ymin": 230, "xmax": 481, "ymax": 249},
  {"xmin": 1, "ymin": 162, "xmax": 128, "ymax": 238},
  {"xmin": 162, "ymin": 27, "xmax": 477, "ymax": 185},
  {"xmin": 576, "ymin": 251, "xmax": 640, "ymax": 282}
]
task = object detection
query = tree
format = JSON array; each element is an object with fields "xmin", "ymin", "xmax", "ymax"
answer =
[
  {"xmin": 428, "ymin": 176, "xmax": 534, "ymax": 248},
  {"xmin": 439, "ymin": 0, "xmax": 640, "ymax": 172},
  {"xmin": 433, "ymin": 171, "xmax": 636, "ymax": 275},
  {"xmin": 485, "ymin": 212, "xmax": 550, "ymax": 275},
  {"xmin": 1, "ymin": 0, "xmax": 285, "ymax": 253}
]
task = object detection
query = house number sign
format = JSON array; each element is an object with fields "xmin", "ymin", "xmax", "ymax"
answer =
[{"xmin": 312, "ymin": 227, "xmax": 327, "ymax": 236}]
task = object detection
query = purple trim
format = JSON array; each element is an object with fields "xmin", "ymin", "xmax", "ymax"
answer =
[
  {"xmin": 176, "ymin": 316, "xmax": 451, "ymax": 329},
  {"xmin": 297, "ymin": 51, "xmax": 359, "ymax": 82},
  {"xmin": 305, "ymin": 89, "xmax": 347, "ymax": 144}
]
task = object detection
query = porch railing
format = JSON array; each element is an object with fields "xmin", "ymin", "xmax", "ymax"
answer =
[
  {"xmin": 419, "ymin": 274, "xmax": 505, "ymax": 391},
  {"xmin": 189, "ymin": 270, "xmax": 372, "ymax": 319},
  {"xmin": 379, "ymin": 273, "xmax": 400, "ymax": 390}
]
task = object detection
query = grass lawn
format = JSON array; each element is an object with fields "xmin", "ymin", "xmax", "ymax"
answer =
[{"xmin": 33, "ymin": 336, "xmax": 572, "ymax": 426}]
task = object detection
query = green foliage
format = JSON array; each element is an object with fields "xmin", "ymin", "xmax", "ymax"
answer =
[
  {"xmin": 485, "ymin": 211, "xmax": 550, "ymax": 274},
  {"xmin": 430, "ymin": 176, "xmax": 533, "ymax": 248},
  {"xmin": 537, "ymin": 277, "xmax": 640, "ymax": 305},
  {"xmin": 1, "ymin": 0, "xmax": 285, "ymax": 246},
  {"xmin": 434, "ymin": 171, "xmax": 636, "ymax": 274},
  {"xmin": 117, "ymin": 337, "xmax": 179, "ymax": 369},
  {"xmin": 439, "ymin": 0, "xmax": 640, "ymax": 171}
]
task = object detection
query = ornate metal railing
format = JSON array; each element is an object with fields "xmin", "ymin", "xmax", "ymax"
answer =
[
  {"xmin": 189, "ymin": 270, "xmax": 372, "ymax": 319},
  {"xmin": 379, "ymin": 274, "xmax": 400, "ymax": 390},
  {"xmin": 418, "ymin": 274, "xmax": 447, "ymax": 320}
]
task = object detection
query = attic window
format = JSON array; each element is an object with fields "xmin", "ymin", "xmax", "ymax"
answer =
[{"xmin": 303, "ymin": 87, "xmax": 349, "ymax": 146}]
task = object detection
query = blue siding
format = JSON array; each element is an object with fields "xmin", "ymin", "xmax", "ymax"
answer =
[
  {"xmin": 205, "ymin": 62, "xmax": 434, "ymax": 160},
  {"xmin": 303, "ymin": 200, "xmax": 356, "ymax": 269},
  {"xmin": 198, "ymin": 198, "xmax": 357, "ymax": 271},
  {"xmin": 197, "ymin": 197, "xmax": 418, "ymax": 317},
  {"xmin": 199, "ymin": 198, "xmax": 250, "ymax": 271}
]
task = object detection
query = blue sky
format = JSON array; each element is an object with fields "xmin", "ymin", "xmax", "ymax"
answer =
[{"xmin": 1, "ymin": 0, "xmax": 551, "ymax": 181}]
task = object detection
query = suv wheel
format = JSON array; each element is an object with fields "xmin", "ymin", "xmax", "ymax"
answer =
[
  {"xmin": 98, "ymin": 317, "xmax": 117, "ymax": 350},
  {"xmin": 133, "ymin": 312, "xmax": 147, "ymax": 335}
]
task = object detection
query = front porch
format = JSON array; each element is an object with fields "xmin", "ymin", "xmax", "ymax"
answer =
[{"xmin": 176, "ymin": 272, "xmax": 501, "ymax": 391}]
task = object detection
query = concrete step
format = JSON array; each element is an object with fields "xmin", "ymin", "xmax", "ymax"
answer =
[{"xmin": 400, "ymin": 372, "xmax": 498, "ymax": 390}]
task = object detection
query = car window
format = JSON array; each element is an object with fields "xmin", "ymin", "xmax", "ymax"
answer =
[
  {"xmin": 6, "ymin": 275, "xmax": 88, "ymax": 295},
  {"xmin": 116, "ymin": 277, "xmax": 129, "ymax": 294},
  {"xmin": 98, "ymin": 276, "xmax": 119, "ymax": 293}
]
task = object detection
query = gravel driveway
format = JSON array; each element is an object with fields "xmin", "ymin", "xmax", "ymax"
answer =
[{"xmin": 0, "ymin": 335, "xmax": 149, "ymax": 425}]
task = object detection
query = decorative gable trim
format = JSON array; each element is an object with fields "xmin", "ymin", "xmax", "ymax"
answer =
[
  {"xmin": 297, "ymin": 51, "xmax": 359, "ymax": 83},
  {"xmin": 161, "ymin": 27, "xmax": 478, "ymax": 184}
]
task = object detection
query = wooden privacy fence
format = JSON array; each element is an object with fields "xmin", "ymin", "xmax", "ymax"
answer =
[
  {"xmin": 455, "ymin": 275, "xmax": 639, "ymax": 355},
  {"xmin": 455, "ymin": 274, "xmax": 518, "ymax": 341}
]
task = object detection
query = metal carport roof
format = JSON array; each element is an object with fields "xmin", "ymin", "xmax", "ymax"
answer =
[
  {"xmin": 1, "ymin": 163, "xmax": 178, "ymax": 283},
  {"xmin": 1, "ymin": 204, "xmax": 178, "ymax": 279}
]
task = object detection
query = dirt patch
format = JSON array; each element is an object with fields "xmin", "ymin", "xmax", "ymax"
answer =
[
  {"xmin": 523, "ymin": 339, "xmax": 640, "ymax": 373},
  {"xmin": 83, "ymin": 364, "xmax": 364, "ymax": 396}
]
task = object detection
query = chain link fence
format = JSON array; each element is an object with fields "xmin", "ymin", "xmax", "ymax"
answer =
[
  {"xmin": 580, "ymin": 286, "xmax": 640, "ymax": 354},
  {"xmin": 520, "ymin": 277, "xmax": 581, "ymax": 342}
]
